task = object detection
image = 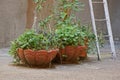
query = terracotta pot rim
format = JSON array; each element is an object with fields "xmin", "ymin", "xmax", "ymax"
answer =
[{"xmin": 18, "ymin": 48, "xmax": 58, "ymax": 52}]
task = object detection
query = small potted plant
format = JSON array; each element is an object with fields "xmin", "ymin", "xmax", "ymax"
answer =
[
  {"xmin": 9, "ymin": 0, "xmax": 60, "ymax": 67},
  {"xmin": 52, "ymin": 0, "xmax": 89, "ymax": 63},
  {"xmin": 9, "ymin": 30, "xmax": 58, "ymax": 67},
  {"xmin": 54, "ymin": 24, "xmax": 86, "ymax": 63}
]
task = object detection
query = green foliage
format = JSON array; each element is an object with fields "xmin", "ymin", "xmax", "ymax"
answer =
[
  {"xmin": 15, "ymin": 30, "xmax": 57, "ymax": 50},
  {"xmin": 38, "ymin": 15, "xmax": 53, "ymax": 33},
  {"xmin": 98, "ymin": 32, "xmax": 105, "ymax": 47},
  {"xmin": 17, "ymin": 30, "xmax": 46, "ymax": 50},
  {"xmin": 79, "ymin": 25, "xmax": 96, "ymax": 54},
  {"xmin": 80, "ymin": 25, "xmax": 95, "ymax": 41},
  {"xmin": 54, "ymin": 0, "xmax": 86, "ymax": 48},
  {"xmin": 32, "ymin": 0, "xmax": 100, "ymax": 54},
  {"xmin": 33, "ymin": 0, "xmax": 39, "ymax": 3},
  {"xmin": 54, "ymin": 0, "xmax": 84, "ymax": 27},
  {"xmin": 33, "ymin": 0, "xmax": 54, "ymax": 33},
  {"xmin": 55, "ymin": 25, "xmax": 85, "ymax": 48},
  {"xmin": 9, "ymin": 40, "xmax": 21, "ymax": 63},
  {"xmin": 9, "ymin": 41, "xmax": 18, "ymax": 56},
  {"xmin": 79, "ymin": 25, "xmax": 105, "ymax": 54},
  {"xmin": 33, "ymin": 0, "xmax": 47, "ymax": 11},
  {"xmin": 47, "ymin": 33, "xmax": 58, "ymax": 49},
  {"xmin": 9, "ymin": 30, "xmax": 58, "ymax": 61}
]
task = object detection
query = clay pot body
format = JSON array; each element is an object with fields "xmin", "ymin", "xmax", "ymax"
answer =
[
  {"xmin": 58, "ymin": 46, "xmax": 79, "ymax": 63},
  {"xmin": 17, "ymin": 48, "xmax": 57, "ymax": 67},
  {"xmin": 55, "ymin": 45, "xmax": 87, "ymax": 63},
  {"xmin": 77, "ymin": 46, "xmax": 87, "ymax": 58}
]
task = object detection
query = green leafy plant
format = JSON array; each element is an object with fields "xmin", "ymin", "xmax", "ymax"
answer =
[
  {"xmin": 19, "ymin": 30, "xmax": 49, "ymax": 50},
  {"xmin": 33, "ymin": 0, "xmax": 54, "ymax": 33},
  {"xmin": 54, "ymin": 0, "xmax": 84, "ymax": 27},
  {"xmin": 32, "ymin": 0, "xmax": 58, "ymax": 49},
  {"xmin": 79, "ymin": 25, "xmax": 105, "ymax": 54},
  {"xmin": 54, "ymin": 0, "xmax": 86, "ymax": 48},
  {"xmin": 9, "ymin": 40, "xmax": 20, "ymax": 63},
  {"xmin": 79, "ymin": 25, "xmax": 96, "ymax": 53},
  {"xmin": 9, "ymin": 30, "xmax": 58, "ymax": 62},
  {"xmin": 55, "ymin": 25, "xmax": 86, "ymax": 48}
]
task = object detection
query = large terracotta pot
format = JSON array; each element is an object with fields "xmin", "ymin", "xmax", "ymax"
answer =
[{"xmin": 17, "ymin": 48, "xmax": 58, "ymax": 67}]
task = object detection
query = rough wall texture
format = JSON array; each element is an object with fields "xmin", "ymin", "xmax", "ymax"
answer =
[
  {"xmin": 76, "ymin": 0, "xmax": 91, "ymax": 25},
  {"xmin": 0, "ymin": 0, "xmax": 119, "ymax": 48},
  {"xmin": 26, "ymin": 0, "xmax": 54, "ymax": 29},
  {"xmin": 27, "ymin": 0, "xmax": 91, "ymax": 28},
  {"xmin": 0, "ymin": 0, "xmax": 27, "ymax": 48},
  {"xmin": 108, "ymin": 0, "xmax": 120, "ymax": 40}
]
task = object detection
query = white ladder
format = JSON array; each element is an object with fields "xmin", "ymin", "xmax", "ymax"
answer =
[{"xmin": 89, "ymin": 0, "xmax": 117, "ymax": 60}]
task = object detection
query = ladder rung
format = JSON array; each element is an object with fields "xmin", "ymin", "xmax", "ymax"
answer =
[
  {"xmin": 104, "ymin": 35, "xmax": 110, "ymax": 37},
  {"xmin": 95, "ymin": 19, "xmax": 107, "ymax": 21},
  {"xmin": 92, "ymin": 1, "xmax": 104, "ymax": 4}
]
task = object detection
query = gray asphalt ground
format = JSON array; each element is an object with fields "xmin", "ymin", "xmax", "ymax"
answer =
[{"xmin": 0, "ymin": 42, "xmax": 120, "ymax": 80}]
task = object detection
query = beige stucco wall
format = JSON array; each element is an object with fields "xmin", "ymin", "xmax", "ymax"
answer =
[
  {"xmin": 0, "ymin": 0, "xmax": 27, "ymax": 48},
  {"xmin": 76, "ymin": 0, "xmax": 91, "ymax": 25},
  {"xmin": 108, "ymin": 0, "xmax": 120, "ymax": 40},
  {"xmin": 0, "ymin": 0, "xmax": 119, "ymax": 48}
]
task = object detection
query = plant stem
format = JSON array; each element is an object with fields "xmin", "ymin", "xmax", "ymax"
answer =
[{"xmin": 63, "ymin": 0, "xmax": 74, "ymax": 21}]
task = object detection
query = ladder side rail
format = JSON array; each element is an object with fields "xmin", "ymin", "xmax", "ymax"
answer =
[
  {"xmin": 89, "ymin": 0, "xmax": 101, "ymax": 60},
  {"xmin": 103, "ymin": 0, "xmax": 117, "ymax": 58}
]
